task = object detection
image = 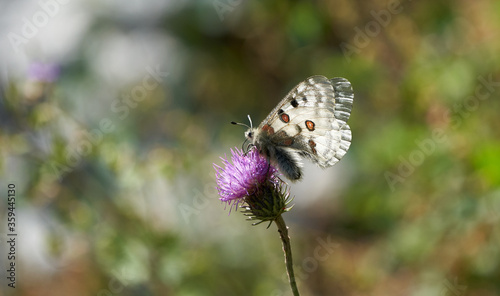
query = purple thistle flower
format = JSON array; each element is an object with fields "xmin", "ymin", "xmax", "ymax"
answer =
[
  {"xmin": 214, "ymin": 147, "xmax": 293, "ymax": 222},
  {"xmin": 214, "ymin": 148, "xmax": 278, "ymax": 204}
]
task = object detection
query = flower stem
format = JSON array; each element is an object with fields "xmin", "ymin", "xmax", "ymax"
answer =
[{"xmin": 275, "ymin": 215, "xmax": 299, "ymax": 296}]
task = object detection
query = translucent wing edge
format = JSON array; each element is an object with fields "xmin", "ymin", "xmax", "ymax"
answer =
[{"xmin": 330, "ymin": 77, "xmax": 354, "ymax": 127}]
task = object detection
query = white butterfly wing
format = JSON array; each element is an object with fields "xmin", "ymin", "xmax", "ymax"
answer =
[{"xmin": 258, "ymin": 75, "xmax": 354, "ymax": 168}]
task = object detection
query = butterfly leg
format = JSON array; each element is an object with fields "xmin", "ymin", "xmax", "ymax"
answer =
[{"xmin": 243, "ymin": 142, "xmax": 256, "ymax": 156}]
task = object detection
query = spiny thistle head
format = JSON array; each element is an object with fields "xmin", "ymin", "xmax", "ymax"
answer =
[{"xmin": 214, "ymin": 148, "xmax": 294, "ymax": 225}]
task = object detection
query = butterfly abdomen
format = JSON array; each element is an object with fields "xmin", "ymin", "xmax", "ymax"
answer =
[
  {"xmin": 252, "ymin": 131, "xmax": 303, "ymax": 181},
  {"xmin": 273, "ymin": 147, "xmax": 302, "ymax": 181}
]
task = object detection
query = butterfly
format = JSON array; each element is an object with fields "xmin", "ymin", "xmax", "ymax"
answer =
[{"xmin": 233, "ymin": 75, "xmax": 354, "ymax": 181}]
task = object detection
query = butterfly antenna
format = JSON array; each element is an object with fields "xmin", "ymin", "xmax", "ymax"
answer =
[
  {"xmin": 247, "ymin": 115, "xmax": 253, "ymax": 129},
  {"xmin": 231, "ymin": 121, "xmax": 250, "ymax": 129},
  {"xmin": 231, "ymin": 115, "xmax": 254, "ymax": 129},
  {"xmin": 232, "ymin": 115, "xmax": 255, "ymax": 155}
]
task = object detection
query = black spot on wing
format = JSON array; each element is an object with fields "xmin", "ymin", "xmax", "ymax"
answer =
[
  {"xmin": 278, "ymin": 109, "xmax": 284, "ymax": 115},
  {"xmin": 291, "ymin": 99, "xmax": 298, "ymax": 107}
]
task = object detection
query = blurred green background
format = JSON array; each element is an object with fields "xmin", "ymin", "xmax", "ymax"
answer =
[{"xmin": 1, "ymin": 0, "xmax": 499, "ymax": 295}]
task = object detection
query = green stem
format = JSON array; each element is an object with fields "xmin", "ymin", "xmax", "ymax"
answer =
[{"xmin": 275, "ymin": 215, "xmax": 299, "ymax": 296}]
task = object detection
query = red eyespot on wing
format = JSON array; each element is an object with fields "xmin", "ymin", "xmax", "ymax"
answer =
[
  {"xmin": 305, "ymin": 120, "xmax": 315, "ymax": 131},
  {"xmin": 262, "ymin": 124, "xmax": 275, "ymax": 135},
  {"xmin": 308, "ymin": 139, "xmax": 317, "ymax": 154},
  {"xmin": 280, "ymin": 113, "xmax": 290, "ymax": 123}
]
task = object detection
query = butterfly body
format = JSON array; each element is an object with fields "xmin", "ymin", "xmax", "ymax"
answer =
[{"xmin": 245, "ymin": 75, "xmax": 354, "ymax": 181}]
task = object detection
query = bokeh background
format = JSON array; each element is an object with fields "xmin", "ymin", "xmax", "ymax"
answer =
[{"xmin": 1, "ymin": 0, "xmax": 499, "ymax": 295}]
